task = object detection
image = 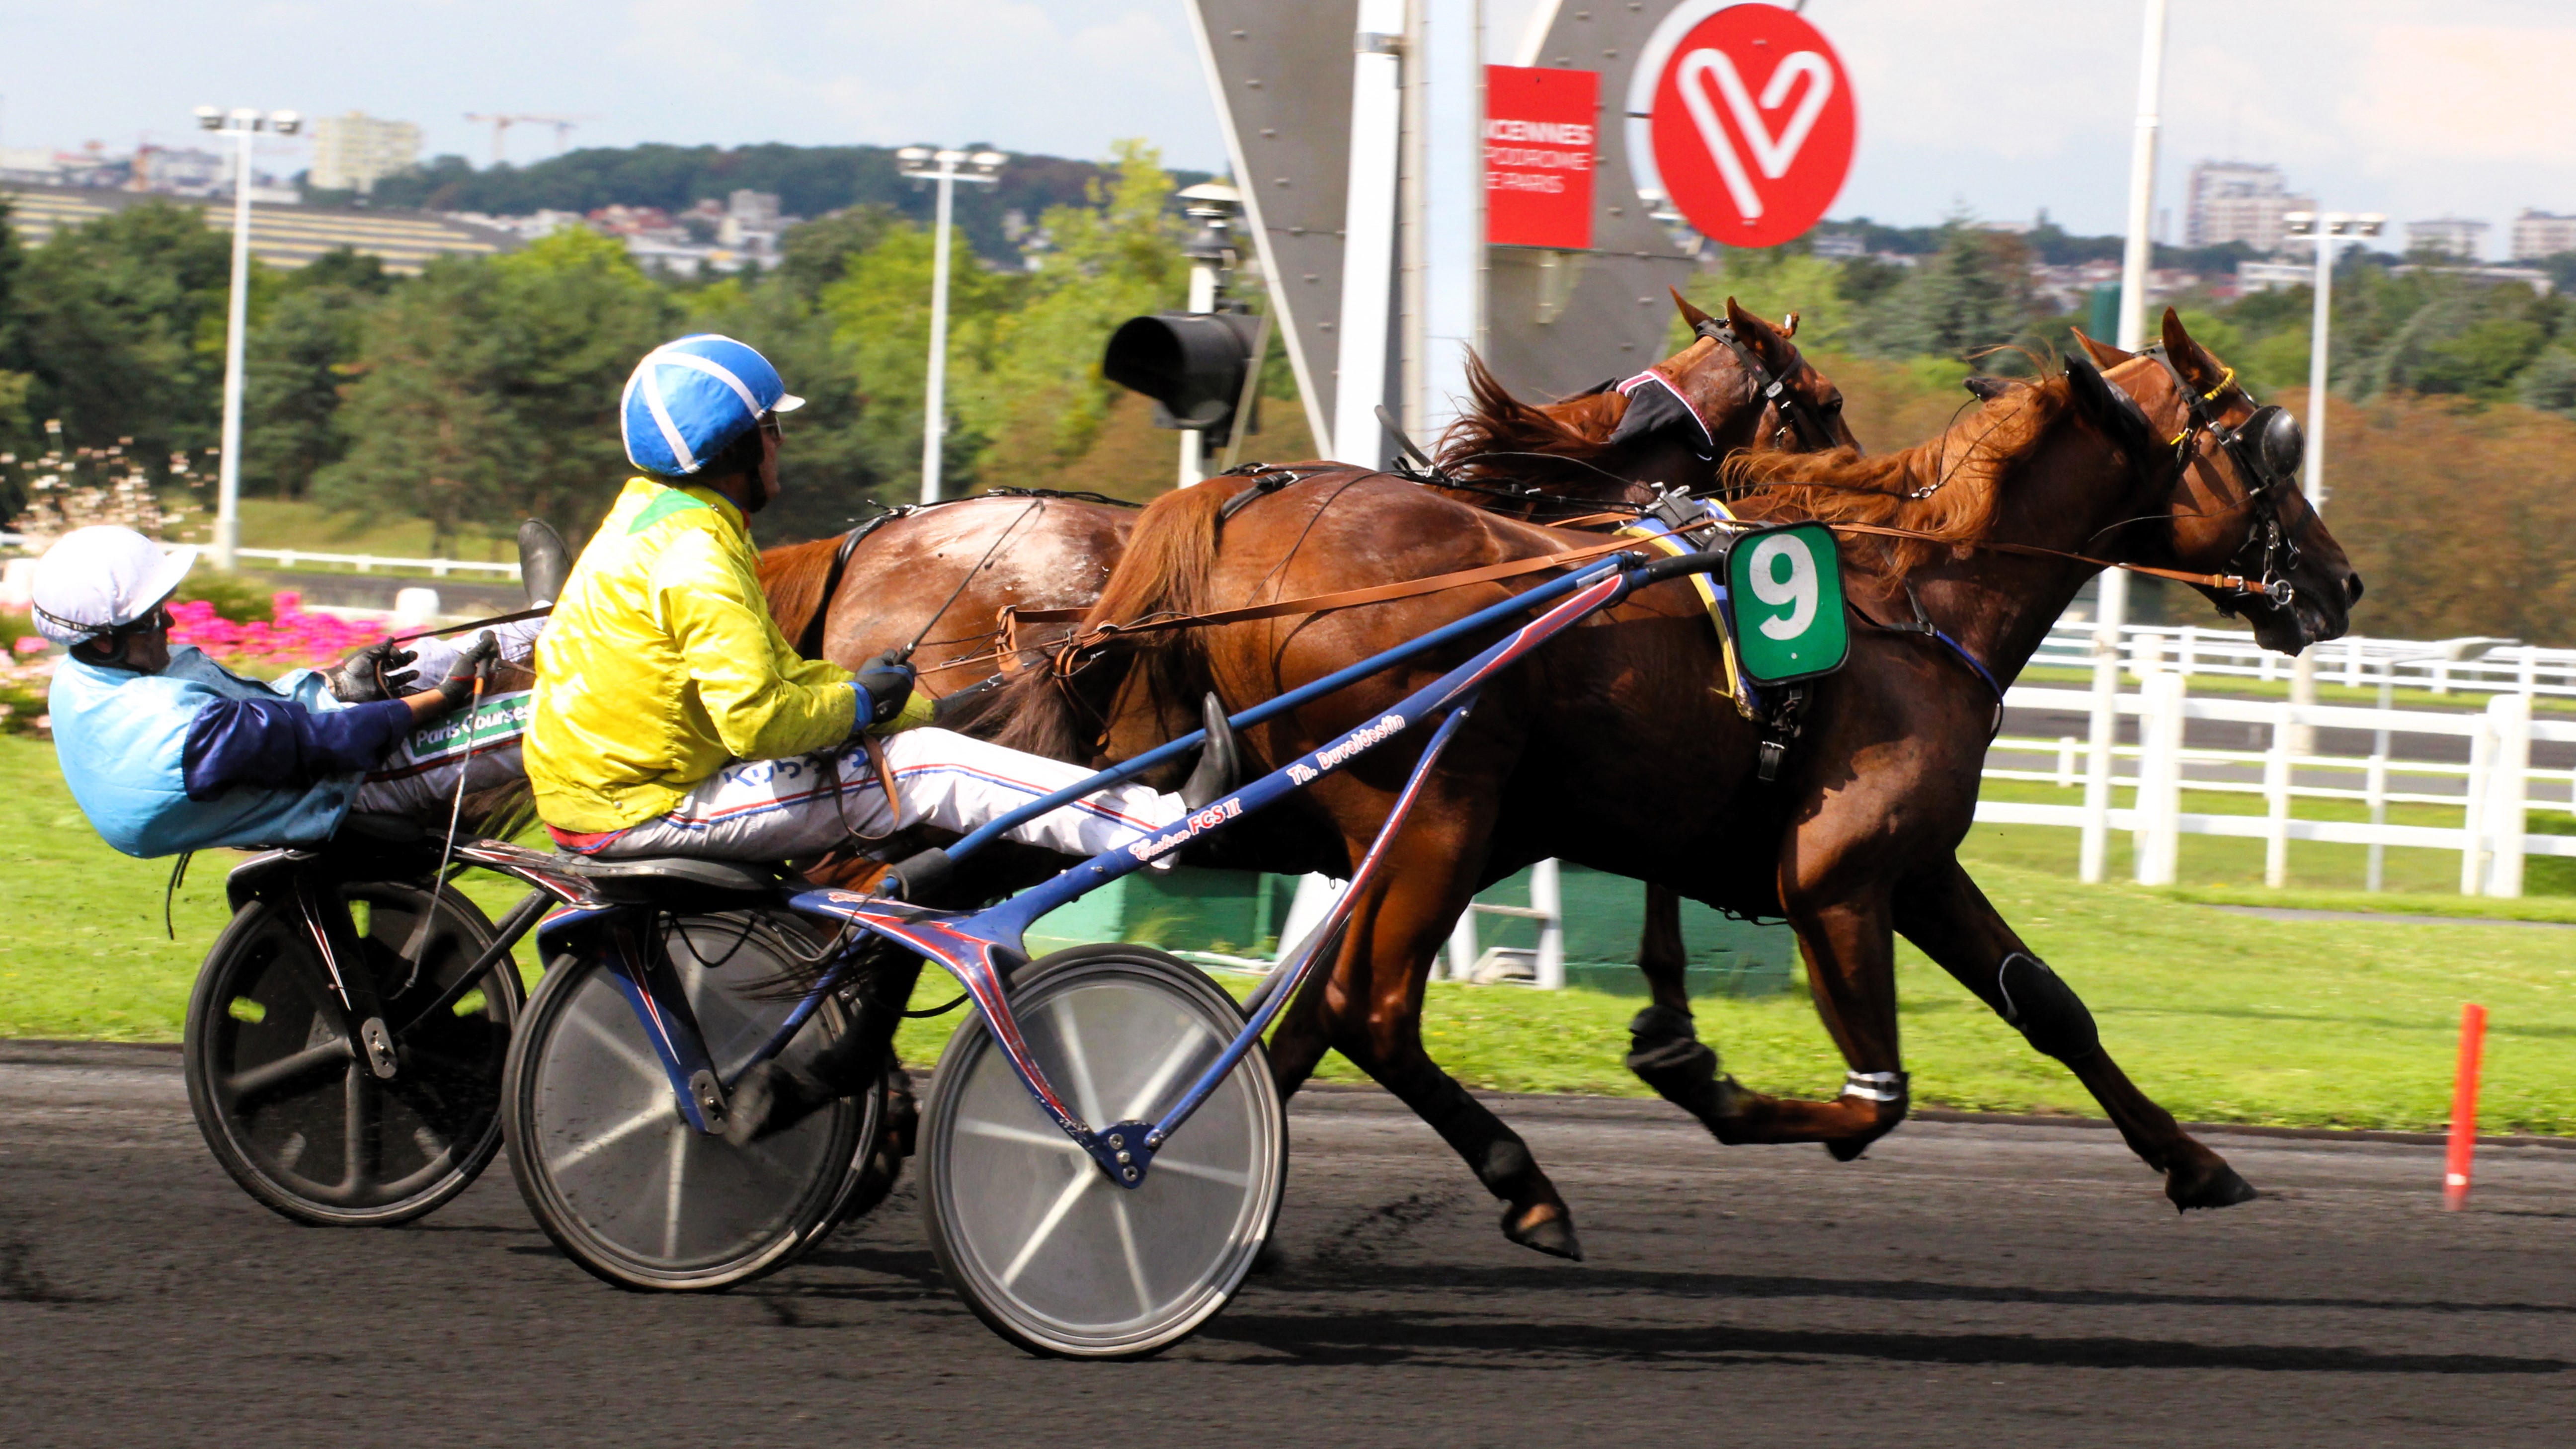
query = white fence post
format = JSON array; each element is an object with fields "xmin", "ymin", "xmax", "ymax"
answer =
[
  {"xmin": 2133, "ymin": 663, "xmax": 2184, "ymax": 887},
  {"xmin": 2078, "ymin": 620, "xmax": 2122, "ymax": 884},
  {"xmin": 2460, "ymin": 714, "xmax": 2494, "ymax": 896},
  {"xmin": 1530, "ymin": 859, "xmax": 1565, "ymax": 990},
  {"xmin": 2263, "ymin": 702, "xmax": 2292, "ymax": 888},
  {"xmin": 2484, "ymin": 692, "xmax": 2531, "ymax": 898},
  {"xmin": 1444, "ymin": 907, "xmax": 1478, "ymax": 983}
]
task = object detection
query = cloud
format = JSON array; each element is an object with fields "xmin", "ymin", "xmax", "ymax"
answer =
[{"xmin": 2343, "ymin": 24, "xmax": 2576, "ymax": 167}]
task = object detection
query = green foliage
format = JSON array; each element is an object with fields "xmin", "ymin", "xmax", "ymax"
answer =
[
  {"xmin": 318, "ymin": 228, "xmax": 680, "ymax": 548},
  {"xmin": 244, "ymin": 250, "xmax": 389, "ymax": 500},
  {"xmin": 8, "ymin": 202, "xmax": 235, "ymax": 483}
]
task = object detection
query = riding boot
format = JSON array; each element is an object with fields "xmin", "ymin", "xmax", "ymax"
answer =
[
  {"xmin": 1181, "ymin": 693, "xmax": 1242, "ymax": 810},
  {"xmin": 722, "ymin": 957, "xmax": 919, "ymax": 1147},
  {"xmin": 517, "ymin": 518, "xmax": 572, "ymax": 607}
]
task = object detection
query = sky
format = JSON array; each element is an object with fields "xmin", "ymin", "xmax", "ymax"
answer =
[{"xmin": 2, "ymin": 0, "xmax": 2572, "ymax": 259}]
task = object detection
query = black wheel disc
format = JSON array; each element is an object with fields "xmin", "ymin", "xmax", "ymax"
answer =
[{"xmin": 183, "ymin": 884, "xmax": 521, "ymax": 1226}]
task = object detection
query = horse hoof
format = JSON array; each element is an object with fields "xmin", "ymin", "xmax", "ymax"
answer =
[
  {"xmin": 1826, "ymin": 1137, "xmax": 1870, "ymax": 1163},
  {"xmin": 1502, "ymin": 1206, "xmax": 1584, "ymax": 1262},
  {"xmin": 1249, "ymin": 1240, "xmax": 1288, "ymax": 1277},
  {"xmin": 2167, "ymin": 1159, "xmax": 2259, "ymax": 1211}
]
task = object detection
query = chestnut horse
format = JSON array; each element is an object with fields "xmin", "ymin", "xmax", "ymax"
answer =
[
  {"xmin": 756, "ymin": 297, "xmax": 1856, "ymax": 984},
  {"xmin": 998, "ymin": 310, "xmax": 2360, "ymax": 1258}
]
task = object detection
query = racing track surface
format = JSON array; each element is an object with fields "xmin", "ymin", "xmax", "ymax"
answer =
[{"xmin": 2, "ymin": 1040, "xmax": 2569, "ymax": 1448}]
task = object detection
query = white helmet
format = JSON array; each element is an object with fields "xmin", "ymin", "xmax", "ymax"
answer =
[{"xmin": 28, "ymin": 526, "xmax": 199, "ymax": 645}]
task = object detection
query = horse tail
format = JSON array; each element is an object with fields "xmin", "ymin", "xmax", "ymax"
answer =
[
  {"xmin": 988, "ymin": 477, "xmax": 1236, "ymax": 762},
  {"xmin": 756, "ymin": 535, "xmax": 841, "ymax": 654}
]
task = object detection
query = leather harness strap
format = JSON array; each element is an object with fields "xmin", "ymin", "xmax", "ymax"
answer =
[{"xmin": 1818, "ymin": 520, "xmax": 2260, "ymax": 594}]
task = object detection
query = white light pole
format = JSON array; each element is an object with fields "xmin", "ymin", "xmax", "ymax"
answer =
[
  {"xmin": 1175, "ymin": 181, "xmax": 1242, "ymax": 487},
  {"xmin": 2082, "ymin": 0, "xmax": 2165, "ymax": 885},
  {"xmin": 896, "ymin": 146, "xmax": 1004, "ymax": 505},
  {"xmin": 195, "ymin": 104, "xmax": 299, "ymax": 571},
  {"xmin": 2279, "ymin": 209, "xmax": 2385, "ymax": 733}
]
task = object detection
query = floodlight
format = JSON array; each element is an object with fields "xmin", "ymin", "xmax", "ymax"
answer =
[
  {"xmin": 269, "ymin": 111, "xmax": 301, "ymax": 136},
  {"xmin": 194, "ymin": 105, "xmax": 222, "ymax": 130}
]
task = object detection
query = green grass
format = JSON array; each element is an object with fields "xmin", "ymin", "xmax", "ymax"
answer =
[
  {"xmin": 7, "ymin": 732, "xmax": 2570, "ymax": 1134},
  {"xmin": 225, "ymin": 498, "xmax": 522, "ymax": 572}
]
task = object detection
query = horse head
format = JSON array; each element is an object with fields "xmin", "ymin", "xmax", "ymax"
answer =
[
  {"xmin": 1651, "ymin": 291, "xmax": 1859, "ymax": 459},
  {"xmin": 2061, "ymin": 309, "xmax": 2361, "ymax": 654}
]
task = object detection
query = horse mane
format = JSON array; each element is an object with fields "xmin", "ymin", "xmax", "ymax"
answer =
[
  {"xmin": 755, "ymin": 535, "xmax": 841, "ymax": 650},
  {"xmin": 1432, "ymin": 353, "xmax": 1633, "ymax": 489},
  {"xmin": 1718, "ymin": 373, "xmax": 2075, "ymax": 574}
]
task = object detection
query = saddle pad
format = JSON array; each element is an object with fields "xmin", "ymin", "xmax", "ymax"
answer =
[
  {"xmin": 367, "ymin": 688, "xmax": 535, "ymax": 783},
  {"xmin": 1618, "ymin": 500, "xmax": 1758, "ymax": 721}
]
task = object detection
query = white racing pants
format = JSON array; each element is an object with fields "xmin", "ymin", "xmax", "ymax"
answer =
[
  {"xmin": 553, "ymin": 728, "xmax": 1187, "ymax": 866},
  {"xmin": 347, "ymin": 617, "xmax": 546, "ymax": 819}
]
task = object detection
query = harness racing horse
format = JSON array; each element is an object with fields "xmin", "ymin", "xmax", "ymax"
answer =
[
  {"xmin": 757, "ymin": 295, "xmax": 1855, "ymax": 979},
  {"xmin": 1001, "ymin": 309, "xmax": 2360, "ymax": 1259}
]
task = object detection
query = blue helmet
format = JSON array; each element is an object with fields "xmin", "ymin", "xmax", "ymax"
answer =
[{"xmin": 618, "ymin": 334, "xmax": 806, "ymax": 476}]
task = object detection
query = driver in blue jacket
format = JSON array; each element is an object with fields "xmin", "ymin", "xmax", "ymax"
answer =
[{"xmin": 30, "ymin": 524, "xmax": 563, "ymax": 858}]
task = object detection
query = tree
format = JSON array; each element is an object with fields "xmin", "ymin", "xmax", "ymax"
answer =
[
  {"xmin": 320, "ymin": 229, "xmax": 678, "ymax": 549},
  {"xmin": 822, "ymin": 218, "xmax": 1022, "ymax": 497},
  {"xmin": 11, "ymin": 202, "xmax": 235, "ymax": 483},
  {"xmin": 966, "ymin": 140, "xmax": 1189, "ymax": 477},
  {"xmin": 244, "ymin": 249, "xmax": 391, "ymax": 500},
  {"xmin": 1845, "ymin": 226, "xmax": 2041, "ymax": 366}
]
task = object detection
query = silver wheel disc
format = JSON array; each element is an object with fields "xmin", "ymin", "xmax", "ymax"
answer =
[{"xmin": 924, "ymin": 948, "xmax": 1284, "ymax": 1358}]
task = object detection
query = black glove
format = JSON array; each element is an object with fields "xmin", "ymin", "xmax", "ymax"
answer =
[
  {"xmin": 328, "ymin": 640, "xmax": 418, "ymax": 703},
  {"xmin": 434, "ymin": 632, "xmax": 500, "ymax": 711},
  {"xmin": 853, "ymin": 648, "xmax": 916, "ymax": 728}
]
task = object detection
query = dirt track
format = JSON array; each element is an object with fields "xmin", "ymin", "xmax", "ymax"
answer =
[{"xmin": 1, "ymin": 1040, "xmax": 2569, "ymax": 1448}]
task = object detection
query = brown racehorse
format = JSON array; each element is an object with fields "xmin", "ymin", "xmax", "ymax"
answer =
[
  {"xmin": 756, "ymin": 297, "xmax": 1856, "ymax": 985},
  {"xmin": 998, "ymin": 310, "xmax": 2360, "ymax": 1259}
]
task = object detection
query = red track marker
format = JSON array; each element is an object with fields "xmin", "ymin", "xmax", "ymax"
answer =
[{"xmin": 2443, "ymin": 1002, "xmax": 2488, "ymax": 1211}]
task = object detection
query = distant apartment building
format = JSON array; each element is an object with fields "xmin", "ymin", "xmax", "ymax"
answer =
[
  {"xmin": 2511, "ymin": 210, "xmax": 2576, "ymax": 261},
  {"xmin": 2185, "ymin": 161, "xmax": 2313, "ymax": 253},
  {"xmin": 309, "ymin": 112, "xmax": 421, "ymax": 195},
  {"xmin": 2407, "ymin": 217, "xmax": 2490, "ymax": 261}
]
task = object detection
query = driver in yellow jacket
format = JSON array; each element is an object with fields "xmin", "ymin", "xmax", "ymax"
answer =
[{"xmin": 524, "ymin": 334, "xmax": 1236, "ymax": 880}]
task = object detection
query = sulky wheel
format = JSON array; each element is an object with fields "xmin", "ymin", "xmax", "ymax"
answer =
[
  {"xmin": 500, "ymin": 912, "xmax": 880, "ymax": 1292},
  {"xmin": 921, "ymin": 944, "xmax": 1285, "ymax": 1359},
  {"xmin": 182, "ymin": 882, "xmax": 522, "ymax": 1227}
]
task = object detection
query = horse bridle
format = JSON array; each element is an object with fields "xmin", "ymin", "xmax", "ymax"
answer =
[
  {"xmin": 2131, "ymin": 343, "xmax": 2307, "ymax": 610},
  {"xmin": 1690, "ymin": 317, "xmax": 1842, "ymax": 453}
]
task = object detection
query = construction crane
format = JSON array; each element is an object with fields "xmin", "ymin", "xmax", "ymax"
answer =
[{"xmin": 462, "ymin": 113, "xmax": 599, "ymax": 164}]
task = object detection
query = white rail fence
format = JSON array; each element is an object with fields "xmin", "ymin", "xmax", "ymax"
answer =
[
  {"xmin": 2031, "ymin": 619, "xmax": 2567, "ymax": 699},
  {"xmin": 232, "ymin": 548, "xmax": 520, "ymax": 579},
  {"xmin": 1986, "ymin": 664, "xmax": 2576, "ymax": 897}
]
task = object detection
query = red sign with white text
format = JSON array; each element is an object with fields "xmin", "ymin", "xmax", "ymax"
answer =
[
  {"xmin": 1649, "ymin": 3, "xmax": 1855, "ymax": 248},
  {"xmin": 1485, "ymin": 65, "xmax": 1597, "ymax": 249}
]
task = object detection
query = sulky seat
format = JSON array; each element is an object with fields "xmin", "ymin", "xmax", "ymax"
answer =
[{"xmin": 554, "ymin": 855, "xmax": 785, "ymax": 908}]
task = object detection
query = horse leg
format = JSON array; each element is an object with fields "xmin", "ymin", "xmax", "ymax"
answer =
[
  {"xmin": 1318, "ymin": 821, "xmax": 1584, "ymax": 1261},
  {"xmin": 1624, "ymin": 885, "xmax": 1740, "ymax": 1127},
  {"xmin": 1894, "ymin": 856, "xmax": 2257, "ymax": 1210}
]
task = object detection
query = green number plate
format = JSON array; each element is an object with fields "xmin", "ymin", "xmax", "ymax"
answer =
[{"xmin": 1725, "ymin": 522, "xmax": 1849, "ymax": 684}]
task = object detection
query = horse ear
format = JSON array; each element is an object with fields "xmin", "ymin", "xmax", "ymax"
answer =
[
  {"xmin": 2069, "ymin": 328, "xmax": 2132, "ymax": 369},
  {"xmin": 2063, "ymin": 353, "xmax": 2154, "ymax": 454},
  {"xmin": 1723, "ymin": 296, "xmax": 1788, "ymax": 365},
  {"xmin": 1671, "ymin": 286, "xmax": 1715, "ymax": 331},
  {"xmin": 2160, "ymin": 306, "xmax": 2224, "ymax": 391},
  {"xmin": 1779, "ymin": 312, "xmax": 1800, "ymax": 339},
  {"xmin": 1963, "ymin": 375, "xmax": 2018, "ymax": 401}
]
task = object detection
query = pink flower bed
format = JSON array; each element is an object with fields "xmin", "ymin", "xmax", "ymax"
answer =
[{"xmin": 169, "ymin": 592, "xmax": 389, "ymax": 670}]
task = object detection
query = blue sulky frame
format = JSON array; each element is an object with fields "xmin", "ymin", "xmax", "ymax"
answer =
[{"xmin": 533, "ymin": 539, "xmax": 1736, "ymax": 1189}]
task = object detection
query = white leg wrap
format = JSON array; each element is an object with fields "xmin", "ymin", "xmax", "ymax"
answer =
[{"xmin": 1843, "ymin": 1070, "xmax": 1908, "ymax": 1103}]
